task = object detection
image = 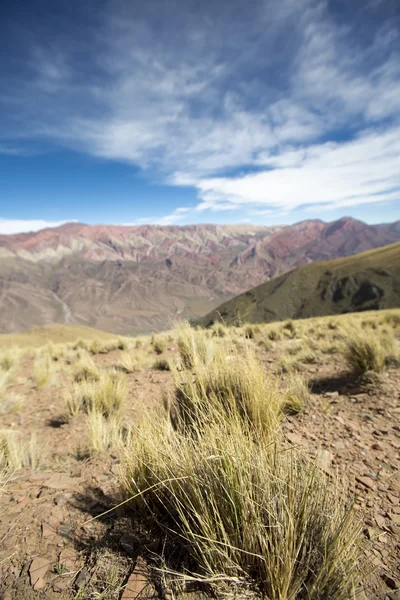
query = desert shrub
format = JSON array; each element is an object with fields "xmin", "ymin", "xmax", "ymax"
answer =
[
  {"xmin": 87, "ymin": 412, "xmax": 130, "ymax": 454},
  {"xmin": 171, "ymin": 334, "xmax": 283, "ymax": 438},
  {"xmin": 267, "ymin": 327, "xmax": 282, "ymax": 341},
  {"xmin": 282, "ymin": 373, "xmax": 310, "ymax": 415},
  {"xmin": 382, "ymin": 312, "xmax": 400, "ymax": 328},
  {"xmin": 211, "ymin": 323, "xmax": 227, "ymax": 338},
  {"xmin": 283, "ymin": 319, "xmax": 296, "ymax": 338},
  {"xmin": 177, "ymin": 323, "xmax": 214, "ymax": 369},
  {"xmin": 81, "ymin": 371, "xmax": 127, "ymax": 417},
  {"xmin": 152, "ymin": 336, "xmax": 167, "ymax": 355},
  {"xmin": 74, "ymin": 356, "xmax": 100, "ymax": 382},
  {"xmin": 73, "ymin": 338, "xmax": 90, "ymax": 351},
  {"xmin": 117, "ymin": 338, "xmax": 129, "ymax": 351},
  {"xmin": 0, "ymin": 351, "xmax": 18, "ymax": 371},
  {"xmin": 343, "ymin": 327, "xmax": 397, "ymax": 375},
  {"xmin": 34, "ymin": 352, "xmax": 53, "ymax": 388},
  {"xmin": 0, "ymin": 393, "xmax": 23, "ymax": 415},
  {"xmin": 123, "ymin": 414, "xmax": 362, "ymax": 600},
  {"xmin": 0, "ymin": 430, "xmax": 41, "ymax": 470},
  {"xmin": 153, "ymin": 358, "xmax": 170, "ymax": 371}
]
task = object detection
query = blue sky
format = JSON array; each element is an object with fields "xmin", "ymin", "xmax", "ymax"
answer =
[{"xmin": 0, "ymin": 0, "xmax": 399, "ymax": 233}]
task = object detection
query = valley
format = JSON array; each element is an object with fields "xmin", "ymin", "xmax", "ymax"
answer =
[{"xmin": 1, "ymin": 218, "xmax": 400, "ymax": 334}]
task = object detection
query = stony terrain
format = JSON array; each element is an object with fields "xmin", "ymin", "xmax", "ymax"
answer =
[
  {"xmin": 1, "ymin": 217, "xmax": 400, "ymax": 334},
  {"xmin": 0, "ymin": 312, "xmax": 399, "ymax": 599}
]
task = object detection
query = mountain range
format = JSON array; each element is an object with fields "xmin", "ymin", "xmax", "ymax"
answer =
[
  {"xmin": 1, "ymin": 217, "xmax": 400, "ymax": 334},
  {"xmin": 197, "ymin": 242, "xmax": 400, "ymax": 327}
]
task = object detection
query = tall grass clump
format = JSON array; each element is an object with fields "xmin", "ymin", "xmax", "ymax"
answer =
[
  {"xmin": 343, "ymin": 326, "xmax": 398, "ymax": 375},
  {"xmin": 152, "ymin": 336, "xmax": 167, "ymax": 355},
  {"xmin": 282, "ymin": 372, "xmax": 310, "ymax": 415},
  {"xmin": 0, "ymin": 431, "xmax": 41, "ymax": 471},
  {"xmin": 34, "ymin": 351, "xmax": 53, "ymax": 388},
  {"xmin": 176, "ymin": 323, "xmax": 214, "ymax": 369},
  {"xmin": 82, "ymin": 371, "xmax": 127, "ymax": 417},
  {"xmin": 87, "ymin": 412, "xmax": 130, "ymax": 455},
  {"xmin": 0, "ymin": 350, "xmax": 19, "ymax": 371},
  {"xmin": 171, "ymin": 332, "xmax": 283, "ymax": 439},
  {"xmin": 123, "ymin": 412, "xmax": 362, "ymax": 600},
  {"xmin": 74, "ymin": 356, "xmax": 100, "ymax": 382}
]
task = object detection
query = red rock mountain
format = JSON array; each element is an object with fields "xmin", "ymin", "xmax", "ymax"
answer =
[{"xmin": 0, "ymin": 217, "xmax": 399, "ymax": 334}]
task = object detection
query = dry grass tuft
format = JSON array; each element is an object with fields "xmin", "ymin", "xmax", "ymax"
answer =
[
  {"xmin": 74, "ymin": 356, "xmax": 101, "ymax": 382},
  {"xmin": 177, "ymin": 323, "xmax": 215, "ymax": 369},
  {"xmin": 282, "ymin": 372, "xmax": 310, "ymax": 415},
  {"xmin": 87, "ymin": 411, "xmax": 131, "ymax": 455},
  {"xmin": 343, "ymin": 326, "xmax": 398, "ymax": 375},
  {"xmin": 0, "ymin": 430, "xmax": 41, "ymax": 471},
  {"xmin": 34, "ymin": 351, "xmax": 54, "ymax": 388},
  {"xmin": 123, "ymin": 412, "xmax": 362, "ymax": 599},
  {"xmin": 152, "ymin": 336, "xmax": 167, "ymax": 355},
  {"xmin": 171, "ymin": 332, "xmax": 283, "ymax": 439}
]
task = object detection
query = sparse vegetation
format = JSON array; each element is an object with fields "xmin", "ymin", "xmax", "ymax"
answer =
[
  {"xmin": 343, "ymin": 326, "xmax": 398, "ymax": 375},
  {"xmin": 152, "ymin": 336, "xmax": 167, "ymax": 354},
  {"xmin": 34, "ymin": 351, "xmax": 54, "ymax": 388},
  {"xmin": 124, "ymin": 406, "xmax": 361, "ymax": 599},
  {"xmin": 74, "ymin": 356, "xmax": 101, "ymax": 382},
  {"xmin": 0, "ymin": 430, "xmax": 41, "ymax": 471}
]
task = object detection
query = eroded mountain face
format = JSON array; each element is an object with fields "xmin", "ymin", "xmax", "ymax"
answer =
[{"xmin": 1, "ymin": 217, "xmax": 399, "ymax": 334}]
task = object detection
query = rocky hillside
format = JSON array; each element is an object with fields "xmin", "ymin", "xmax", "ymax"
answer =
[
  {"xmin": 197, "ymin": 242, "xmax": 400, "ymax": 327},
  {"xmin": 1, "ymin": 218, "xmax": 400, "ymax": 334}
]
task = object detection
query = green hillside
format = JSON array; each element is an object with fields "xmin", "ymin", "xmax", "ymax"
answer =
[{"xmin": 197, "ymin": 242, "xmax": 400, "ymax": 327}]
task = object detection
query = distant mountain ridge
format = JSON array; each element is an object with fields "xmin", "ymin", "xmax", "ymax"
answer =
[
  {"xmin": 0, "ymin": 217, "xmax": 400, "ymax": 334},
  {"xmin": 197, "ymin": 242, "xmax": 400, "ymax": 327}
]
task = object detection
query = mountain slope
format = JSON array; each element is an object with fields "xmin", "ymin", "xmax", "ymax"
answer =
[
  {"xmin": 197, "ymin": 242, "xmax": 400, "ymax": 327},
  {"xmin": 1, "ymin": 218, "xmax": 400, "ymax": 334}
]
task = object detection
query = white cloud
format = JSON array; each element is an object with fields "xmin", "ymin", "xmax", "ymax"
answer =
[
  {"xmin": 0, "ymin": 219, "xmax": 75, "ymax": 235},
  {"xmin": 193, "ymin": 127, "xmax": 400, "ymax": 212},
  {"xmin": 1, "ymin": 0, "xmax": 399, "ymax": 222}
]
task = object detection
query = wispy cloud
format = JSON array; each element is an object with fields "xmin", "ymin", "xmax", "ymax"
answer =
[
  {"xmin": 1, "ymin": 0, "xmax": 399, "ymax": 222},
  {"xmin": 0, "ymin": 219, "xmax": 76, "ymax": 235}
]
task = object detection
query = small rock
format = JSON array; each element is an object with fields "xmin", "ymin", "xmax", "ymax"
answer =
[
  {"xmin": 42, "ymin": 473, "xmax": 77, "ymax": 491},
  {"xmin": 58, "ymin": 523, "xmax": 72, "ymax": 537},
  {"xmin": 122, "ymin": 557, "xmax": 148, "ymax": 599},
  {"xmin": 53, "ymin": 576, "xmax": 71, "ymax": 592},
  {"xmin": 42, "ymin": 523, "xmax": 57, "ymax": 538},
  {"xmin": 356, "ymin": 476, "xmax": 376, "ymax": 491},
  {"xmin": 120, "ymin": 533, "xmax": 135, "ymax": 555},
  {"xmin": 381, "ymin": 574, "xmax": 398, "ymax": 590},
  {"xmin": 75, "ymin": 568, "xmax": 90, "ymax": 590},
  {"xmin": 29, "ymin": 556, "xmax": 52, "ymax": 590},
  {"xmin": 315, "ymin": 449, "xmax": 333, "ymax": 474},
  {"xmin": 387, "ymin": 592, "xmax": 400, "ymax": 600},
  {"xmin": 388, "ymin": 524, "xmax": 400, "ymax": 536},
  {"xmin": 375, "ymin": 514, "xmax": 386, "ymax": 529}
]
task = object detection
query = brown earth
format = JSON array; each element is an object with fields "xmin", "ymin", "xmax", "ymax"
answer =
[
  {"xmin": 1, "ymin": 217, "xmax": 400, "ymax": 334},
  {"xmin": 0, "ymin": 318, "xmax": 399, "ymax": 599}
]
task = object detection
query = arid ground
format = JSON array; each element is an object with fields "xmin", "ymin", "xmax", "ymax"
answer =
[{"xmin": 0, "ymin": 312, "xmax": 399, "ymax": 600}]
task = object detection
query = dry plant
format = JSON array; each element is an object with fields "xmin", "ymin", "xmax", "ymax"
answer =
[
  {"xmin": 0, "ymin": 349, "xmax": 19, "ymax": 371},
  {"xmin": 343, "ymin": 326, "xmax": 398, "ymax": 375},
  {"xmin": 0, "ymin": 393, "xmax": 23, "ymax": 415},
  {"xmin": 74, "ymin": 355, "xmax": 101, "ymax": 382},
  {"xmin": 0, "ymin": 430, "xmax": 41, "ymax": 471},
  {"xmin": 153, "ymin": 358, "xmax": 170, "ymax": 371},
  {"xmin": 152, "ymin": 336, "xmax": 167, "ymax": 355},
  {"xmin": 282, "ymin": 372, "xmax": 310, "ymax": 415},
  {"xmin": 176, "ymin": 322, "xmax": 215, "ymax": 369},
  {"xmin": 123, "ymin": 411, "xmax": 362, "ymax": 600},
  {"xmin": 34, "ymin": 351, "xmax": 54, "ymax": 388},
  {"xmin": 87, "ymin": 411, "xmax": 131, "ymax": 454},
  {"xmin": 170, "ymin": 333, "xmax": 283, "ymax": 439}
]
